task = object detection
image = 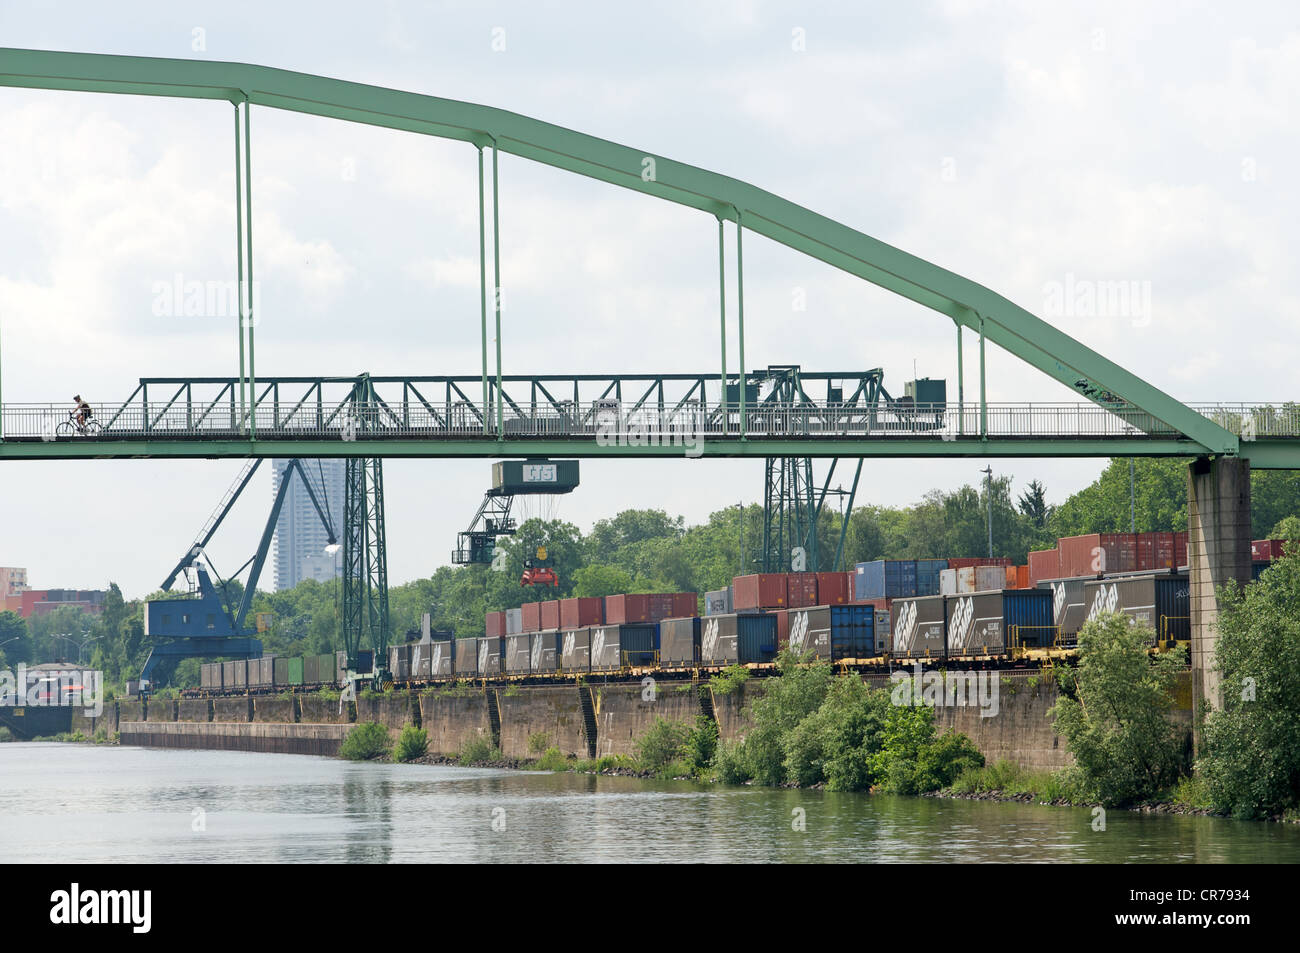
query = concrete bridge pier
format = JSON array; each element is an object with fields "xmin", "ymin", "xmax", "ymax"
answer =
[{"xmin": 1186, "ymin": 456, "xmax": 1252, "ymax": 735}]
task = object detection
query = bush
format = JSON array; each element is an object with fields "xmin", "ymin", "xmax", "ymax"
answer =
[
  {"xmin": 1051, "ymin": 612, "xmax": 1187, "ymax": 807},
  {"xmin": 527, "ymin": 731, "xmax": 552, "ymax": 755},
  {"xmin": 709, "ymin": 664, "xmax": 751, "ymax": 696},
  {"xmin": 339, "ymin": 721, "xmax": 392, "ymax": 761},
  {"xmin": 635, "ymin": 717, "xmax": 690, "ymax": 773},
  {"xmin": 458, "ymin": 733, "xmax": 501, "ymax": 766},
  {"xmin": 0, "ymin": 727, "xmax": 13, "ymax": 743},
  {"xmin": 394, "ymin": 725, "xmax": 428, "ymax": 762},
  {"xmin": 533, "ymin": 746, "xmax": 568, "ymax": 772},
  {"xmin": 1197, "ymin": 552, "xmax": 1300, "ymax": 819},
  {"xmin": 682, "ymin": 715, "xmax": 718, "ymax": 773}
]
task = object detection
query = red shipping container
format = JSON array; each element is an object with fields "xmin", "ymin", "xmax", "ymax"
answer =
[
  {"xmin": 1058, "ymin": 534, "xmax": 1133, "ymax": 576},
  {"xmin": 540, "ymin": 600, "xmax": 561, "ymax": 632},
  {"xmin": 947, "ymin": 557, "xmax": 1013, "ymax": 569},
  {"xmin": 559, "ymin": 597, "xmax": 604, "ymax": 630},
  {"xmin": 604, "ymin": 593, "xmax": 651, "ymax": 624},
  {"xmin": 1151, "ymin": 532, "xmax": 1176, "ymax": 569},
  {"xmin": 1027, "ymin": 549, "xmax": 1060, "ymax": 586},
  {"xmin": 1174, "ymin": 532, "xmax": 1188, "ymax": 568},
  {"xmin": 485, "ymin": 611, "xmax": 506, "ymax": 638},
  {"xmin": 671, "ymin": 592, "xmax": 698, "ymax": 618},
  {"xmin": 733, "ymin": 574, "xmax": 787, "ymax": 610},
  {"xmin": 1135, "ymin": 533, "xmax": 1155, "ymax": 571},
  {"xmin": 1253, "ymin": 539, "xmax": 1286, "ymax": 561},
  {"xmin": 786, "ymin": 573, "xmax": 819, "ymax": 608},
  {"xmin": 816, "ymin": 572, "xmax": 851, "ymax": 605},
  {"xmin": 1016, "ymin": 565, "xmax": 1029, "ymax": 589},
  {"xmin": 521, "ymin": 602, "xmax": 542, "ymax": 633}
]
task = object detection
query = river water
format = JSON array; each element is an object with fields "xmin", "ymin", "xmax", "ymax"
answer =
[{"xmin": 1, "ymin": 743, "xmax": 1297, "ymax": 863}]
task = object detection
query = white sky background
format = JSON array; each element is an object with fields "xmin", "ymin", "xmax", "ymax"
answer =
[{"xmin": 0, "ymin": 1, "xmax": 1295, "ymax": 598}]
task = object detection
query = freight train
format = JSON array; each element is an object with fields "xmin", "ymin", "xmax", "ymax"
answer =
[{"xmin": 189, "ymin": 543, "xmax": 1289, "ymax": 695}]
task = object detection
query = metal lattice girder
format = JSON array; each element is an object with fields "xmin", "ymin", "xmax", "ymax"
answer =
[
  {"xmin": 0, "ymin": 49, "xmax": 1237, "ymax": 454},
  {"xmin": 342, "ymin": 456, "xmax": 390, "ymax": 675}
]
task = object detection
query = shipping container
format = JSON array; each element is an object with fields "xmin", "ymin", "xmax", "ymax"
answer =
[
  {"xmin": 785, "ymin": 604, "xmax": 876, "ymax": 661},
  {"xmin": 476, "ymin": 637, "xmax": 503, "ymax": 676},
  {"xmin": 1037, "ymin": 577, "xmax": 1089, "ymax": 645},
  {"xmin": 1252, "ymin": 539, "xmax": 1286, "ymax": 561},
  {"xmin": 1083, "ymin": 573, "xmax": 1190, "ymax": 645},
  {"xmin": 529, "ymin": 632, "xmax": 559, "ymax": 673},
  {"xmin": 939, "ymin": 569, "xmax": 958, "ymax": 596},
  {"xmin": 485, "ymin": 611, "xmax": 506, "ymax": 639},
  {"xmin": 504, "ymin": 634, "xmax": 532, "ymax": 673},
  {"xmin": 915, "ymin": 559, "xmax": 949, "ymax": 596},
  {"xmin": 505, "ymin": 608, "xmax": 523, "ymax": 635},
  {"xmin": 491, "ymin": 459, "xmax": 580, "ymax": 494},
  {"xmin": 559, "ymin": 597, "xmax": 603, "ymax": 630},
  {"xmin": 660, "ymin": 617, "xmax": 701, "ymax": 668},
  {"xmin": 974, "ymin": 566, "xmax": 1005, "ymax": 592},
  {"xmin": 540, "ymin": 600, "xmax": 561, "ymax": 632},
  {"xmin": 560, "ymin": 628, "xmax": 591, "ymax": 673},
  {"xmin": 231, "ymin": 659, "xmax": 248, "ymax": 689},
  {"xmin": 873, "ymin": 609, "xmax": 891, "ymax": 654},
  {"xmin": 704, "ymin": 587, "xmax": 733, "ymax": 615},
  {"xmin": 786, "ymin": 573, "xmax": 819, "ymax": 608},
  {"xmin": 430, "ymin": 640, "xmax": 454, "ymax": 677},
  {"xmin": 521, "ymin": 602, "xmax": 542, "ymax": 633},
  {"xmin": 201, "ymin": 662, "xmax": 222, "ymax": 691},
  {"xmin": 1152, "ymin": 532, "xmax": 1177, "ymax": 570},
  {"xmin": 454, "ymin": 638, "xmax": 480, "ymax": 677},
  {"xmin": 1059, "ymin": 533, "xmax": 1135, "ymax": 576},
  {"xmin": 889, "ymin": 596, "xmax": 946, "ymax": 657},
  {"xmin": 854, "ymin": 560, "xmax": 917, "ymax": 600},
  {"xmin": 272, "ymin": 657, "xmax": 290, "ymax": 686},
  {"xmin": 1027, "ymin": 549, "xmax": 1060, "ymax": 587},
  {"xmin": 946, "ymin": 557, "xmax": 1013, "ymax": 569},
  {"xmin": 604, "ymin": 593, "xmax": 651, "ymax": 624},
  {"xmin": 733, "ymin": 574, "xmax": 788, "ymax": 610},
  {"xmin": 699, "ymin": 612, "xmax": 777, "ymax": 665},
  {"xmin": 1135, "ymin": 533, "xmax": 1154, "ymax": 571},
  {"xmin": 672, "ymin": 592, "xmax": 698, "ymax": 618},
  {"xmin": 1174, "ymin": 532, "xmax": 1187, "ymax": 568},
  {"xmin": 816, "ymin": 571, "xmax": 851, "ymax": 605},
  {"xmin": 586, "ymin": 623, "xmax": 657, "ymax": 669},
  {"xmin": 946, "ymin": 589, "xmax": 1054, "ymax": 655},
  {"xmin": 389, "ymin": 643, "xmax": 412, "ymax": 680},
  {"xmin": 411, "ymin": 640, "xmax": 433, "ymax": 679}
]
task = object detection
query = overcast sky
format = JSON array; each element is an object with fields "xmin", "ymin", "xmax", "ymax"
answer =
[{"xmin": 1, "ymin": 1, "xmax": 1295, "ymax": 598}]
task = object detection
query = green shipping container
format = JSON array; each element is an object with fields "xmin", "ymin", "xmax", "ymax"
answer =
[{"xmin": 287, "ymin": 656, "xmax": 304, "ymax": 686}]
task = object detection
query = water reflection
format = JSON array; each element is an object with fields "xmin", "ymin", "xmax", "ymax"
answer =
[{"xmin": 0, "ymin": 744, "xmax": 1297, "ymax": 863}]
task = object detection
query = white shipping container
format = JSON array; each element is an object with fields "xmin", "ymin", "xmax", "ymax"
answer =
[
  {"xmin": 975, "ymin": 566, "xmax": 1005, "ymax": 592},
  {"xmin": 940, "ymin": 569, "xmax": 958, "ymax": 596},
  {"xmin": 956, "ymin": 567, "xmax": 976, "ymax": 592},
  {"xmin": 505, "ymin": 608, "xmax": 523, "ymax": 635}
]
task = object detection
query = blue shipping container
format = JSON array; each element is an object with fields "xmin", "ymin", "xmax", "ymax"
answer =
[
  {"xmin": 854, "ymin": 560, "xmax": 918, "ymax": 600},
  {"xmin": 737, "ymin": 614, "xmax": 778, "ymax": 664},
  {"xmin": 915, "ymin": 559, "xmax": 949, "ymax": 596}
]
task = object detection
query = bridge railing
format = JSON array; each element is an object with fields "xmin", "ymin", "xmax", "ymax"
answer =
[{"xmin": 0, "ymin": 399, "xmax": 1205, "ymax": 441}]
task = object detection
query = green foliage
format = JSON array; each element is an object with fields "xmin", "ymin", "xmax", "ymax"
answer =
[
  {"xmin": 394, "ymin": 725, "xmax": 428, "ymax": 763},
  {"xmin": 339, "ymin": 721, "xmax": 392, "ymax": 761},
  {"xmin": 527, "ymin": 731, "xmax": 552, "ymax": 755},
  {"xmin": 634, "ymin": 717, "xmax": 691, "ymax": 773},
  {"xmin": 708, "ymin": 664, "xmax": 750, "ymax": 696},
  {"xmin": 1050, "ymin": 458, "xmax": 1188, "ymax": 537},
  {"xmin": 948, "ymin": 760, "xmax": 1084, "ymax": 802},
  {"xmin": 1197, "ymin": 551, "xmax": 1300, "ymax": 819},
  {"xmin": 683, "ymin": 715, "xmax": 718, "ymax": 771},
  {"xmin": 1269, "ymin": 515, "xmax": 1300, "ymax": 543},
  {"xmin": 721, "ymin": 656, "xmax": 984, "ymax": 793},
  {"xmin": 0, "ymin": 727, "xmax": 14, "ymax": 743},
  {"xmin": 1050, "ymin": 613, "xmax": 1187, "ymax": 807},
  {"xmin": 457, "ymin": 733, "xmax": 501, "ymax": 765},
  {"xmin": 533, "ymin": 746, "xmax": 568, "ymax": 772}
]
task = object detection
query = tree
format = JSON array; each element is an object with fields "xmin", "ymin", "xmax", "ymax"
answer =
[
  {"xmin": 1197, "ymin": 550, "xmax": 1300, "ymax": 819},
  {"xmin": 1050, "ymin": 613, "xmax": 1188, "ymax": 806},
  {"xmin": 1017, "ymin": 479, "xmax": 1051, "ymax": 528}
]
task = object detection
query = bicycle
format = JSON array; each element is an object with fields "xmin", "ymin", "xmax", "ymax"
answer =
[{"xmin": 55, "ymin": 410, "xmax": 102, "ymax": 438}]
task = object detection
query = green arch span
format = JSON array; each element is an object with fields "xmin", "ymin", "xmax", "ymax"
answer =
[{"xmin": 0, "ymin": 47, "xmax": 1234, "ymax": 453}]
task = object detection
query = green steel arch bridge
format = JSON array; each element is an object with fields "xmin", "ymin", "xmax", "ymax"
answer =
[{"xmin": 0, "ymin": 48, "xmax": 1296, "ymax": 469}]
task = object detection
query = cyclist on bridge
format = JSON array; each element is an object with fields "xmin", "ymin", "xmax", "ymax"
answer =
[{"xmin": 72, "ymin": 395, "xmax": 92, "ymax": 429}]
